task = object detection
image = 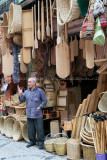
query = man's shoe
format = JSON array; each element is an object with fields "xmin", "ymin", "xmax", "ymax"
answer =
[
  {"xmin": 39, "ymin": 145, "xmax": 44, "ymax": 149},
  {"xmin": 26, "ymin": 142, "xmax": 35, "ymax": 148}
]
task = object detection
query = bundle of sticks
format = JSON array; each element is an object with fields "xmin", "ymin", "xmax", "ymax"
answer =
[{"xmin": 89, "ymin": 113, "xmax": 107, "ymax": 154}]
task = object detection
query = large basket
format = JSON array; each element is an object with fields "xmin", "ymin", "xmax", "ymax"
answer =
[
  {"xmin": 8, "ymin": 3, "xmax": 22, "ymax": 34},
  {"xmin": 0, "ymin": 116, "xmax": 7, "ymax": 135},
  {"xmin": 67, "ymin": 138, "xmax": 81, "ymax": 160},
  {"xmin": 13, "ymin": 121, "xmax": 24, "ymax": 142},
  {"xmin": 4, "ymin": 118, "xmax": 15, "ymax": 138},
  {"xmin": 44, "ymin": 133, "xmax": 55, "ymax": 152},
  {"xmin": 54, "ymin": 133, "xmax": 68, "ymax": 156},
  {"xmin": 98, "ymin": 91, "xmax": 107, "ymax": 113},
  {"xmin": 81, "ymin": 142, "xmax": 96, "ymax": 160},
  {"xmin": 57, "ymin": 0, "xmax": 80, "ymax": 25},
  {"xmin": 15, "ymin": 107, "xmax": 26, "ymax": 116},
  {"xmin": 22, "ymin": 122, "xmax": 29, "ymax": 142}
]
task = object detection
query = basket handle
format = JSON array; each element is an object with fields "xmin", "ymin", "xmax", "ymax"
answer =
[
  {"xmin": 99, "ymin": 91, "xmax": 107, "ymax": 99},
  {"xmin": 45, "ymin": 133, "xmax": 55, "ymax": 140},
  {"xmin": 54, "ymin": 133, "xmax": 69, "ymax": 138}
]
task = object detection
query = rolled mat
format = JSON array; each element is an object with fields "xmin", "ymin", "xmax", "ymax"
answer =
[{"xmin": 96, "ymin": 153, "xmax": 106, "ymax": 160}]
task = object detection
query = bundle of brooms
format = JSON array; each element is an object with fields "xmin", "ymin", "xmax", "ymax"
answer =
[{"xmin": 89, "ymin": 113, "xmax": 107, "ymax": 160}]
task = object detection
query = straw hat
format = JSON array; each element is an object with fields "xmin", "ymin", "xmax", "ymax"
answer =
[
  {"xmin": 13, "ymin": 121, "xmax": 24, "ymax": 141},
  {"xmin": 57, "ymin": 0, "xmax": 80, "ymax": 25},
  {"xmin": 8, "ymin": 3, "xmax": 22, "ymax": 34},
  {"xmin": 98, "ymin": 91, "xmax": 107, "ymax": 113}
]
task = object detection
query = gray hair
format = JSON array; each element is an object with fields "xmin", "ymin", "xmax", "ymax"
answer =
[{"xmin": 28, "ymin": 77, "xmax": 37, "ymax": 84}]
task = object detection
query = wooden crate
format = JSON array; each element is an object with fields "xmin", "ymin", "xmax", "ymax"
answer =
[{"xmin": 57, "ymin": 96, "xmax": 67, "ymax": 106}]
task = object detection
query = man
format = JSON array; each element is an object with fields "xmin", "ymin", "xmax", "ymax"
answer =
[{"xmin": 18, "ymin": 77, "xmax": 47, "ymax": 149}]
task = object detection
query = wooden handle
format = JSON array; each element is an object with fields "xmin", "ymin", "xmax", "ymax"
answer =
[
  {"xmin": 50, "ymin": 0, "xmax": 53, "ymax": 39},
  {"xmin": 32, "ymin": 7, "xmax": 34, "ymax": 46},
  {"xmin": 41, "ymin": 0, "xmax": 44, "ymax": 42},
  {"xmin": 38, "ymin": 0, "xmax": 40, "ymax": 40},
  {"xmin": 46, "ymin": 0, "xmax": 48, "ymax": 26},
  {"xmin": 34, "ymin": 4, "xmax": 37, "ymax": 37},
  {"xmin": 65, "ymin": 23, "xmax": 68, "ymax": 44}
]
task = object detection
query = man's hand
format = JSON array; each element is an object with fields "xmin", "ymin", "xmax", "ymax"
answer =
[
  {"xmin": 17, "ymin": 85, "xmax": 23, "ymax": 96},
  {"xmin": 37, "ymin": 107, "xmax": 41, "ymax": 110}
]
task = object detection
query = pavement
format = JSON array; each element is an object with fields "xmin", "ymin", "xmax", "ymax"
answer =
[{"xmin": 0, "ymin": 133, "xmax": 67, "ymax": 160}]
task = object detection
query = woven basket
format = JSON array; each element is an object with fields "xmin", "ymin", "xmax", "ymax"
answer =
[
  {"xmin": 0, "ymin": 116, "xmax": 7, "ymax": 135},
  {"xmin": 81, "ymin": 142, "xmax": 96, "ymax": 160},
  {"xmin": 54, "ymin": 137, "xmax": 68, "ymax": 155},
  {"xmin": 8, "ymin": 3, "xmax": 22, "ymax": 34},
  {"xmin": 4, "ymin": 118, "xmax": 15, "ymax": 138},
  {"xmin": 46, "ymin": 92, "xmax": 57, "ymax": 107},
  {"xmin": 13, "ymin": 121, "xmax": 24, "ymax": 142},
  {"xmin": 67, "ymin": 138, "xmax": 81, "ymax": 160},
  {"xmin": 15, "ymin": 107, "xmax": 26, "ymax": 116},
  {"xmin": 57, "ymin": 0, "xmax": 80, "ymax": 25},
  {"xmin": 98, "ymin": 91, "xmax": 107, "ymax": 113},
  {"xmin": 80, "ymin": 131, "xmax": 94, "ymax": 145},
  {"xmin": 13, "ymin": 34, "xmax": 22, "ymax": 45},
  {"xmin": 22, "ymin": 122, "xmax": 29, "ymax": 142},
  {"xmin": 44, "ymin": 133, "xmax": 55, "ymax": 152}
]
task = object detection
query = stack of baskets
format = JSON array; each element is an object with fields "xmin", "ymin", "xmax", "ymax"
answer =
[{"xmin": 0, "ymin": 115, "xmax": 28, "ymax": 142}]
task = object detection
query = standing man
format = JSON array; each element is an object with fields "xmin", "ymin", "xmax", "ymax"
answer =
[{"xmin": 18, "ymin": 77, "xmax": 47, "ymax": 149}]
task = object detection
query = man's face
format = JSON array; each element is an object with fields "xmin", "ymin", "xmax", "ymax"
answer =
[{"xmin": 28, "ymin": 78, "xmax": 35, "ymax": 89}]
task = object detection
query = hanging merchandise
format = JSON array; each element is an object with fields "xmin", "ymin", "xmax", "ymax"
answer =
[
  {"xmin": 13, "ymin": 34, "xmax": 22, "ymax": 46},
  {"xmin": 79, "ymin": 39, "xmax": 85, "ymax": 49},
  {"xmin": 72, "ymin": 36, "xmax": 78, "ymax": 57},
  {"xmin": 11, "ymin": 39, "xmax": 22, "ymax": 84},
  {"xmin": 70, "ymin": 37, "xmax": 74, "ymax": 62},
  {"xmin": 93, "ymin": 17, "xmax": 105, "ymax": 45},
  {"xmin": 57, "ymin": 0, "xmax": 80, "ymax": 26},
  {"xmin": 85, "ymin": 40, "xmax": 95, "ymax": 69},
  {"xmin": 99, "ymin": 12, "xmax": 107, "ymax": 29},
  {"xmin": 20, "ymin": 49, "xmax": 28, "ymax": 74},
  {"xmin": 56, "ymin": 36, "xmax": 70, "ymax": 79},
  {"xmin": 80, "ymin": 0, "xmax": 95, "ymax": 39},
  {"xmin": 77, "ymin": 0, "xmax": 89, "ymax": 17},
  {"xmin": 2, "ymin": 48, "xmax": 14, "ymax": 76},
  {"xmin": 93, "ymin": 0, "xmax": 105, "ymax": 18},
  {"xmin": 8, "ymin": 3, "xmax": 22, "ymax": 34},
  {"xmin": 0, "ymin": 23, "xmax": 4, "ymax": 51}
]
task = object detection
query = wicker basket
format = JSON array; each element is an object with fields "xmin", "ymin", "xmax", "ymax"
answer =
[
  {"xmin": 13, "ymin": 121, "xmax": 24, "ymax": 142},
  {"xmin": 81, "ymin": 142, "xmax": 96, "ymax": 160},
  {"xmin": 4, "ymin": 118, "xmax": 15, "ymax": 138},
  {"xmin": 54, "ymin": 137, "xmax": 68, "ymax": 155},
  {"xmin": 22, "ymin": 122, "xmax": 29, "ymax": 142},
  {"xmin": 46, "ymin": 92, "xmax": 57, "ymax": 107},
  {"xmin": 8, "ymin": 3, "xmax": 22, "ymax": 34},
  {"xmin": 13, "ymin": 34, "xmax": 22, "ymax": 45},
  {"xmin": 53, "ymin": 133, "xmax": 68, "ymax": 155},
  {"xmin": 44, "ymin": 133, "xmax": 55, "ymax": 152},
  {"xmin": 15, "ymin": 107, "xmax": 26, "ymax": 116},
  {"xmin": 57, "ymin": 0, "xmax": 80, "ymax": 25},
  {"xmin": 98, "ymin": 91, "xmax": 107, "ymax": 113},
  {"xmin": 0, "ymin": 116, "xmax": 7, "ymax": 135},
  {"xmin": 67, "ymin": 138, "xmax": 81, "ymax": 160}
]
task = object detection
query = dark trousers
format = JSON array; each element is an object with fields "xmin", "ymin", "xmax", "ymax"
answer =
[{"xmin": 27, "ymin": 118, "xmax": 44, "ymax": 145}]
